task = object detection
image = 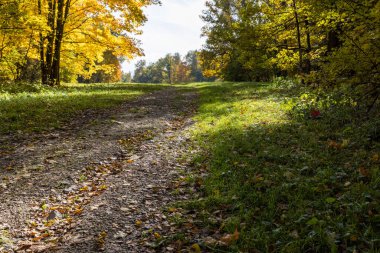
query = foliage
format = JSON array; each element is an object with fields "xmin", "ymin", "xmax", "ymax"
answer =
[
  {"xmin": 0, "ymin": 0, "xmax": 159, "ymax": 85},
  {"xmin": 78, "ymin": 50, "xmax": 123, "ymax": 83},
  {"xmin": 181, "ymin": 82, "xmax": 379, "ymax": 252},
  {"xmin": 132, "ymin": 51, "xmax": 214, "ymax": 84},
  {"xmin": 199, "ymin": 0, "xmax": 380, "ymax": 107},
  {"xmin": 121, "ymin": 72, "xmax": 132, "ymax": 83}
]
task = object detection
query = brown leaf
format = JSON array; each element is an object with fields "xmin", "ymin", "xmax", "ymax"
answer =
[
  {"xmin": 220, "ymin": 228, "xmax": 239, "ymax": 245},
  {"xmin": 359, "ymin": 167, "xmax": 370, "ymax": 177}
]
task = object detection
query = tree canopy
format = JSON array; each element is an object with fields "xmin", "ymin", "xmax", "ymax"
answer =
[
  {"xmin": 200, "ymin": 0, "xmax": 379, "ymax": 107},
  {"xmin": 0, "ymin": 0, "xmax": 159, "ymax": 85},
  {"xmin": 132, "ymin": 51, "xmax": 214, "ymax": 84}
]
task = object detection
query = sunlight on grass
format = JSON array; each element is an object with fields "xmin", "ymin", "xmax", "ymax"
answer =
[
  {"xmin": 181, "ymin": 82, "xmax": 379, "ymax": 253},
  {"xmin": 0, "ymin": 83, "xmax": 165, "ymax": 134}
]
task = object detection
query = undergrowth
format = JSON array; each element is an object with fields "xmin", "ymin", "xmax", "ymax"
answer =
[{"xmin": 183, "ymin": 82, "xmax": 379, "ymax": 252}]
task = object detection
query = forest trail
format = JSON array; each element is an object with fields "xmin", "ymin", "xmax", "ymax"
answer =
[{"xmin": 0, "ymin": 87, "xmax": 199, "ymax": 252}]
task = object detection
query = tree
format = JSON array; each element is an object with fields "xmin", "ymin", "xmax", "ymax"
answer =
[
  {"xmin": 0, "ymin": 0, "xmax": 159, "ymax": 85},
  {"xmin": 121, "ymin": 72, "xmax": 132, "ymax": 83},
  {"xmin": 78, "ymin": 50, "xmax": 122, "ymax": 83},
  {"xmin": 0, "ymin": 0, "xmax": 42, "ymax": 81},
  {"xmin": 200, "ymin": 0, "xmax": 379, "ymax": 107},
  {"xmin": 132, "ymin": 51, "xmax": 212, "ymax": 84}
]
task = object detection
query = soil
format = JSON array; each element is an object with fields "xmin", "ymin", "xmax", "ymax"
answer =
[{"xmin": 0, "ymin": 87, "xmax": 204, "ymax": 252}]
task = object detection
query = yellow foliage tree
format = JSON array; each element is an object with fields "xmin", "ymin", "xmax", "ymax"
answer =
[{"xmin": 0, "ymin": 0, "xmax": 158, "ymax": 85}]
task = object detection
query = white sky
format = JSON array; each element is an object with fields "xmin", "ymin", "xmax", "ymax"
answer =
[{"xmin": 122, "ymin": 0, "xmax": 206, "ymax": 74}]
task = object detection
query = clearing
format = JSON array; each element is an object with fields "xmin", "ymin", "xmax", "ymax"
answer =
[{"xmin": 0, "ymin": 82, "xmax": 378, "ymax": 253}]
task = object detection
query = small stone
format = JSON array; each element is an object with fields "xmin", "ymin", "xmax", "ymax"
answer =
[{"xmin": 47, "ymin": 210, "xmax": 62, "ymax": 221}]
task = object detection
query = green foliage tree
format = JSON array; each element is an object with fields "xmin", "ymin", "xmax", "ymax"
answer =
[
  {"xmin": 132, "ymin": 51, "xmax": 213, "ymax": 84},
  {"xmin": 121, "ymin": 72, "xmax": 132, "ymax": 83},
  {"xmin": 200, "ymin": 0, "xmax": 380, "ymax": 107}
]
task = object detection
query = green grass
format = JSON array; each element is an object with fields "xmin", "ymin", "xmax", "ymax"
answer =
[
  {"xmin": 181, "ymin": 82, "xmax": 379, "ymax": 252},
  {"xmin": 0, "ymin": 83, "xmax": 165, "ymax": 134}
]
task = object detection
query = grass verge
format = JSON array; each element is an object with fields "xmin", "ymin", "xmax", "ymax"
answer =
[
  {"xmin": 182, "ymin": 82, "xmax": 379, "ymax": 252},
  {"xmin": 0, "ymin": 83, "xmax": 165, "ymax": 134}
]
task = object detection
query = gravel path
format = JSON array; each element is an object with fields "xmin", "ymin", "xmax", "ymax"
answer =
[{"xmin": 0, "ymin": 87, "xmax": 200, "ymax": 252}]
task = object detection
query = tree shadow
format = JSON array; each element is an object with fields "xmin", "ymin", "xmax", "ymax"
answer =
[{"xmin": 186, "ymin": 82, "xmax": 378, "ymax": 252}]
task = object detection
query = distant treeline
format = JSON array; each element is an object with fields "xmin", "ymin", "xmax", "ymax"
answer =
[{"xmin": 131, "ymin": 51, "xmax": 215, "ymax": 84}]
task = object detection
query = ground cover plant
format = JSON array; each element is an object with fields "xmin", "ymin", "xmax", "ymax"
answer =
[
  {"xmin": 182, "ymin": 82, "xmax": 379, "ymax": 252},
  {"xmin": 0, "ymin": 83, "xmax": 164, "ymax": 134}
]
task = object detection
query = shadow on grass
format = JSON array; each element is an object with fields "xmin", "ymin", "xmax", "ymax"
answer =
[{"xmin": 184, "ymin": 82, "xmax": 379, "ymax": 252}]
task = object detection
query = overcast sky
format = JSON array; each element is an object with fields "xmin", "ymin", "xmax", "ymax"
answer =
[{"xmin": 122, "ymin": 0, "xmax": 206, "ymax": 73}]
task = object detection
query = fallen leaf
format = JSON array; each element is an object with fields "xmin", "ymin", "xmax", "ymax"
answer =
[
  {"xmin": 73, "ymin": 208, "xmax": 83, "ymax": 215},
  {"xmin": 328, "ymin": 140, "xmax": 341, "ymax": 149},
  {"xmin": 203, "ymin": 236, "xmax": 217, "ymax": 245},
  {"xmin": 114, "ymin": 231, "xmax": 127, "ymax": 239},
  {"xmin": 154, "ymin": 232, "xmax": 161, "ymax": 239},
  {"xmin": 220, "ymin": 228, "xmax": 239, "ymax": 245},
  {"xmin": 191, "ymin": 243, "xmax": 201, "ymax": 253},
  {"xmin": 359, "ymin": 167, "xmax": 369, "ymax": 177},
  {"xmin": 97, "ymin": 231, "xmax": 107, "ymax": 250}
]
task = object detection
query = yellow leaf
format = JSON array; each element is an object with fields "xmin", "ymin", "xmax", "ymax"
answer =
[
  {"xmin": 73, "ymin": 208, "xmax": 83, "ymax": 215},
  {"xmin": 154, "ymin": 232, "xmax": 161, "ymax": 239},
  {"xmin": 80, "ymin": 186, "xmax": 89, "ymax": 192},
  {"xmin": 191, "ymin": 243, "xmax": 201, "ymax": 253},
  {"xmin": 135, "ymin": 220, "xmax": 142, "ymax": 227}
]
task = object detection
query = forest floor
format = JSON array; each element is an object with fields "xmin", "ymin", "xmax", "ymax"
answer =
[
  {"xmin": 0, "ymin": 82, "xmax": 378, "ymax": 253},
  {"xmin": 0, "ymin": 86, "xmax": 204, "ymax": 252}
]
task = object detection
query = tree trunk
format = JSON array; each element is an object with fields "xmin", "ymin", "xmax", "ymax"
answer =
[
  {"xmin": 45, "ymin": 0, "xmax": 56, "ymax": 84},
  {"xmin": 327, "ymin": 30, "xmax": 341, "ymax": 53},
  {"xmin": 38, "ymin": 0, "xmax": 70, "ymax": 86},
  {"xmin": 292, "ymin": 0, "xmax": 303, "ymax": 73},
  {"xmin": 304, "ymin": 19, "xmax": 312, "ymax": 74},
  {"xmin": 49, "ymin": 0, "xmax": 64, "ymax": 86},
  {"xmin": 38, "ymin": 0, "xmax": 48, "ymax": 85}
]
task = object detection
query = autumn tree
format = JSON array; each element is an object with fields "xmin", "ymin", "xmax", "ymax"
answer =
[
  {"xmin": 78, "ymin": 50, "xmax": 122, "ymax": 83},
  {"xmin": 200, "ymin": 0, "xmax": 379, "ymax": 107},
  {"xmin": 0, "ymin": 0, "xmax": 159, "ymax": 85},
  {"xmin": 132, "ymin": 51, "xmax": 211, "ymax": 84},
  {"xmin": 0, "ymin": 0, "xmax": 42, "ymax": 80}
]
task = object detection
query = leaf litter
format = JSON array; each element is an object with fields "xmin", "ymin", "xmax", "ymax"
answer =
[{"xmin": 0, "ymin": 88, "xmax": 214, "ymax": 252}]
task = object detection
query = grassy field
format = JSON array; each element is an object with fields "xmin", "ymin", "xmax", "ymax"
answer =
[
  {"xmin": 180, "ymin": 82, "xmax": 379, "ymax": 252},
  {"xmin": 0, "ymin": 83, "xmax": 164, "ymax": 134}
]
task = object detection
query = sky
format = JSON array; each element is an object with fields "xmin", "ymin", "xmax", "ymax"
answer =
[{"xmin": 122, "ymin": 0, "xmax": 206, "ymax": 74}]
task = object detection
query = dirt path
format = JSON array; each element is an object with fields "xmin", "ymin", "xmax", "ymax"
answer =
[{"xmin": 0, "ymin": 87, "xmax": 200, "ymax": 252}]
